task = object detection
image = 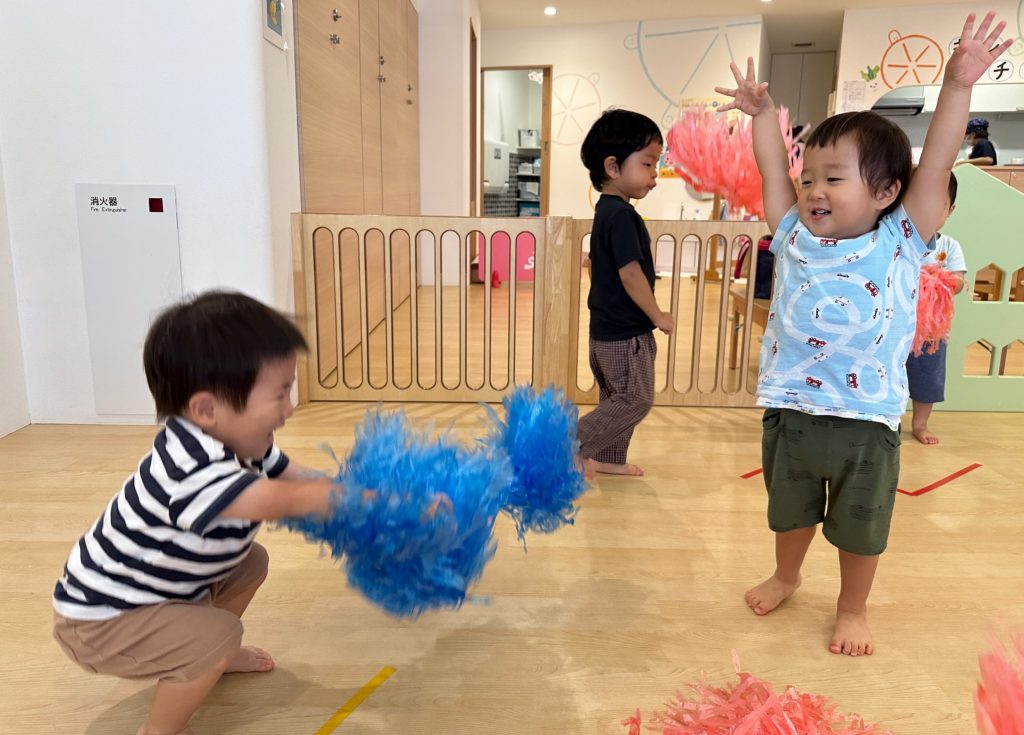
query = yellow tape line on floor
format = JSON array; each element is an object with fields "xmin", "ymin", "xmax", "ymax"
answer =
[{"xmin": 313, "ymin": 666, "xmax": 396, "ymax": 735}]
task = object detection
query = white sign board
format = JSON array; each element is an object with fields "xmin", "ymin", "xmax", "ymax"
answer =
[{"xmin": 76, "ymin": 184, "xmax": 183, "ymax": 418}]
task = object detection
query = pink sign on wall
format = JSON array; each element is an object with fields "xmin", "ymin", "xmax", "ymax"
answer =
[{"xmin": 477, "ymin": 232, "xmax": 536, "ymax": 283}]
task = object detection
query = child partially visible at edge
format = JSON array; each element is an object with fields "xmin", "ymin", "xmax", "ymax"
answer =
[
  {"xmin": 577, "ymin": 109, "xmax": 673, "ymax": 478},
  {"xmin": 907, "ymin": 171, "xmax": 967, "ymax": 445},
  {"xmin": 716, "ymin": 12, "xmax": 1011, "ymax": 656},
  {"xmin": 53, "ymin": 291, "xmax": 338, "ymax": 735}
]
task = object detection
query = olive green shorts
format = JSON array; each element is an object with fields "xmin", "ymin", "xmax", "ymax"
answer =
[{"xmin": 761, "ymin": 408, "xmax": 900, "ymax": 556}]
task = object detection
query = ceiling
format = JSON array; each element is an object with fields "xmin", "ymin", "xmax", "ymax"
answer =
[{"xmin": 478, "ymin": 0, "xmax": 974, "ymax": 53}]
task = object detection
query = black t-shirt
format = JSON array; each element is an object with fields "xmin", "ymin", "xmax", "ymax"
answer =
[
  {"xmin": 970, "ymin": 138, "xmax": 997, "ymax": 164},
  {"xmin": 587, "ymin": 194, "xmax": 656, "ymax": 340}
]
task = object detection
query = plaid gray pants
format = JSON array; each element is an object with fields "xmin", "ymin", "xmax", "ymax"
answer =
[{"xmin": 577, "ymin": 332, "xmax": 656, "ymax": 464}]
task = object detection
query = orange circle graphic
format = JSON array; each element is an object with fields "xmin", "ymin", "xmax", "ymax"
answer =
[{"xmin": 881, "ymin": 31, "xmax": 944, "ymax": 89}]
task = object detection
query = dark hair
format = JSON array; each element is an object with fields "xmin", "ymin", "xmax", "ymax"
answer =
[
  {"xmin": 966, "ymin": 118, "xmax": 989, "ymax": 137},
  {"xmin": 948, "ymin": 171, "xmax": 958, "ymax": 205},
  {"xmin": 805, "ymin": 111, "xmax": 911, "ymax": 218},
  {"xmin": 580, "ymin": 108, "xmax": 663, "ymax": 190},
  {"xmin": 143, "ymin": 290, "xmax": 307, "ymax": 419}
]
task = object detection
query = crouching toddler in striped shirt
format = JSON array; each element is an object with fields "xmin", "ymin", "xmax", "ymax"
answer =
[{"xmin": 52, "ymin": 291, "xmax": 337, "ymax": 735}]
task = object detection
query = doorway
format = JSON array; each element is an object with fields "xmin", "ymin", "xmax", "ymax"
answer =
[{"xmin": 480, "ymin": 66, "xmax": 552, "ymax": 217}]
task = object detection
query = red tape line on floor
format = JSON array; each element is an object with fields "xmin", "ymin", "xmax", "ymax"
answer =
[
  {"xmin": 897, "ymin": 463, "xmax": 982, "ymax": 496},
  {"xmin": 740, "ymin": 463, "xmax": 982, "ymax": 497}
]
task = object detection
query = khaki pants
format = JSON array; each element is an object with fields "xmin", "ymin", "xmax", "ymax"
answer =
[{"xmin": 53, "ymin": 542, "xmax": 268, "ymax": 682}]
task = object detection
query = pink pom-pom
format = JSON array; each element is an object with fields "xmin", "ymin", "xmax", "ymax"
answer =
[
  {"xmin": 665, "ymin": 106, "xmax": 801, "ymax": 220},
  {"xmin": 622, "ymin": 709, "xmax": 642, "ymax": 735},
  {"xmin": 626, "ymin": 652, "xmax": 893, "ymax": 734},
  {"xmin": 975, "ymin": 634, "xmax": 1024, "ymax": 735},
  {"xmin": 913, "ymin": 263, "xmax": 960, "ymax": 356}
]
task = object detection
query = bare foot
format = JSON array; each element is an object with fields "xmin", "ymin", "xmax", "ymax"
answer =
[
  {"xmin": 830, "ymin": 611, "xmax": 873, "ymax": 656},
  {"xmin": 585, "ymin": 459, "xmax": 644, "ymax": 476},
  {"xmin": 744, "ymin": 574, "xmax": 800, "ymax": 615},
  {"xmin": 912, "ymin": 425, "xmax": 939, "ymax": 445},
  {"xmin": 577, "ymin": 453, "xmax": 594, "ymax": 479},
  {"xmin": 225, "ymin": 645, "xmax": 275, "ymax": 674}
]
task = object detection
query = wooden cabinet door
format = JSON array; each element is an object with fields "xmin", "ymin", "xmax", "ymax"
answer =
[
  {"xmin": 379, "ymin": 0, "xmax": 408, "ymax": 214},
  {"xmin": 1010, "ymin": 171, "xmax": 1024, "ymax": 195},
  {"xmin": 296, "ymin": 0, "xmax": 364, "ymax": 213},
  {"xmin": 296, "ymin": 0, "xmax": 418, "ymax": 215},
  {"xmin": 404, "ymin": 0, "xmax": 419, "ymax": 215},
  {"xmin": 359, "ymin": 0, "xmax": 383, "ymax": 214}
]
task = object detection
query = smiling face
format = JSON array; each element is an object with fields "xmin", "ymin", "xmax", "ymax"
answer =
[
  {"xmin": 601, "ymin": 140, "xmax": 662, "ymax": 201},
  {"xmin": 798, "ymin": 136, "xmax": 899, "ymax": 240},
  {"xmin": 208, "ymin": 354, "xmax": 297, "ymax": 460}
]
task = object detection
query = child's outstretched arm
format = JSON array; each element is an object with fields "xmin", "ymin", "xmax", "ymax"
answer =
[
  {"xmin": 716, "ymin": 57, "xmax": 795, "ymax": 233},
  {"xmin": 905, "ymin": 12, "xmax": 1011, "ymax": 242},
  {"xmin": 221, "ymin": 471, "xmax": 336, "ymax": 521}
]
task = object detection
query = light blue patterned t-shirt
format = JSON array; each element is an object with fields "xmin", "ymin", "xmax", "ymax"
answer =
[{"xmin": 757, "ymin": 204, "xmax": 930, "ymax": 429}]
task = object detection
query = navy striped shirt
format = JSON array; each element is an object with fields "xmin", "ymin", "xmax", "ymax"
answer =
[{"xmin": 53, "ymin": 417, "xmax": 289, "ymax": 621}]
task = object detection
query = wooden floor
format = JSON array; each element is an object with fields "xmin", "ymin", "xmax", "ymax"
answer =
[{"xmin": 2, "ymin": 402, "xmax": 1022, "ymax": 734}]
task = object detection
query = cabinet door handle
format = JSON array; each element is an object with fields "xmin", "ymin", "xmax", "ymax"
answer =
[
  {"xmin": 329, "ymin": 33, "xmax": 340, "ymax": 44},
  {"xmin": 331, "ymin": 8, "xmax": 341, "ymax": 21}
]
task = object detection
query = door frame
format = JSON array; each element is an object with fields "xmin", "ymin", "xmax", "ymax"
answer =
[
  {"xmin": 469, "ymin": 23, "xmax": 479, "ymax": 216},
  {"xmin": 479, "ymin": 65, "xmax": 553, "ymax": 217}
]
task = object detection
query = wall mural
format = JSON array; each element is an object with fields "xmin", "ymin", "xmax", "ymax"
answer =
[
  {"xmin": 551, "ymin": 73, "xmax": 603, "ymax": 146},
  {"xmin": 624, "ymin": 19, "xmax": 761, "ymax": 129},
  {"xmin": 879, "ymin": 29, "xmax": 943, "ymax": 89},
  {"xmin": 838, "ymin": 7, "xmax": 1023, "ymax": 112}
]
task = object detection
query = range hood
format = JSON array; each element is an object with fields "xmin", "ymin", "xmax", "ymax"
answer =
[
  {"xmin": 871, "ymin": 86, "xmax": 925, "ymax": 116},
  {"xmin": 872, "ymin": 83, "xmax": 1024, "ymax": 116}
]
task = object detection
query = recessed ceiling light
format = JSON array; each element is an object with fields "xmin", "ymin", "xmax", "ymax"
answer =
[
  {"xmin": 544, "ymin": 6, "xmax": 557, "ymax": 15},
  {"xmin": 760, "ymin": 0, "xmax": 772, "ymax": 3}
]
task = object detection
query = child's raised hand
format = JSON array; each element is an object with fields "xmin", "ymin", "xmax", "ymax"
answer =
[
  {"xmin": 945, "ymin": 12, "xmax": 1012, "ymax": 88},
  {"xmin": 715, "ymin": 57, "xmax": 773, "ymax": 117}
]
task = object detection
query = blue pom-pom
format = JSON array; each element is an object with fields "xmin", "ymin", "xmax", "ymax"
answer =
[
  {"xmin": 283, "ymin": 387, "xmax": 588, "ymax": 617},
  {"xmin": 485, "ymin": 385, "xmax": 588, "ymax": 541},
  {"xmin": 282, "ymin": 410, "xmax": 509, "ymax": 617}
]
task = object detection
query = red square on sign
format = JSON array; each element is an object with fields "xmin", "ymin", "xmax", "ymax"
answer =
[{"xmin": 148, "ymin": 198, "xmax": 164, "ymax": 212}]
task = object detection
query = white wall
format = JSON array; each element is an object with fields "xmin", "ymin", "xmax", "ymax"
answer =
[
  {"xmin": 0, "ymin": 143, "xmax": 29, "ymax": 437},
  {"xmin": 261, "ymin": 5, "xmax": 302, "ymax": 310},
  {"xmin": 417, "ymin": 0, "xmax": 480, "ymax": 286},
  {"xmin": 0, "ymin": 2, "xmax": 299, "ymax": 423},
  {"xmin": 482, "ymin": 15, "xmax": 765, "ymax": 220},
  {"xmin": 419, "ymin": 0, "xmax": 476, "ymax": 217}
]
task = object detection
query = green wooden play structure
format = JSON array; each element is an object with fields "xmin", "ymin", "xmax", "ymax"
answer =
[{"xmin": 938, "ymin": 164, "xmax": 1023, "ymax": 411}]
